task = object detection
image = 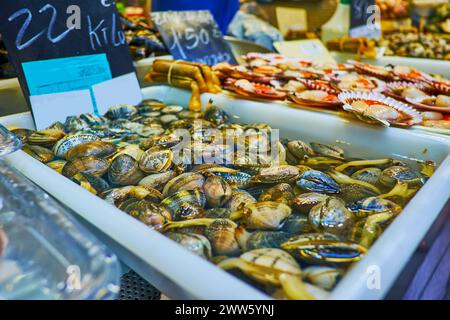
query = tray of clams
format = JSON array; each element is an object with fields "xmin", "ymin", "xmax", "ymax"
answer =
[{"xmin": 3, "ymin": 86, "xmax": 450, "ymax": 300}]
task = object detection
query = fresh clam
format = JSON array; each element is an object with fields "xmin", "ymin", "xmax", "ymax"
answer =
[
  {"xmin": 160, "ymin": 188, "xmax": 206, "ymax": 218},
  {"xmin": 167, "ymin": 232, "xmax": 212, "ymax": 260},
  {"xmin": 203, "ymin": 175, "xmax": 232, "ymax": 208},
  {"xmin": 101, "ymin": 185, "xmax": 162, "ymax": 207},
  {"xmin": 282, "ymin": 214, "xmax": 314, "ymax": 235},
  {"xmin": 71, "ymin": 172, "xmax": 110, "ymax": 194},
  {"xmin": 27, "ymin": 129, "xmax": 66, "ymax": 147},
  {"xmin": 259, "ymin": 183, "xmax": 295, "ymax": 205},
  {"xmin": 65, "ymin": 141, "xmax": 117, "ymax": 161},
  {"xmin": 309, "ymin": 197, "xmax": 353, "ymax": 235},
  {"xmin": 281, "ymin": 233, "xmax": 368, "ymax": 264},
  {"xmin": 292, "ymin": 193, "xmax": 329, "ymax": 214},
  {"xmin": 338, "ymin": 183, "xmax": 379, "ymax": 205},
  {"xmin": 105, "ymin": 104, "xmax": 138, "ymax": 120},
  {"xmin": 164, "ymin": 218, "xmax": 240, "ymax": 256},
  {"xmin": 139, "ymin": 148, "xmax": 173, "ymax": 173},
  {"xmin": 108, "ymin": 154, "xmax": 145, "ymax": 186},
  {"xmin": 252, "ymin": 165, "xmax": 300, "ymax": 184},
  {"xmin": 297, "ymin": 169, "xmax": 340, "ymax": 194},
  {"xmin": 122, "ymin": 199, "xmax": 171, "ymax": 231},
  {"xmin": 22, "ymin": 144, "xmax": 55, "ymax": 163},
  {"xmin": 379, "ymin": 166, "xmax": 423, "ymax": 188},
  {"xmin": 287, "ymin": 140, "xmax": 315, "ymax": 160},
  {"xmin": 53, "ymin": 133, "xmax": 100, "ymax": 159},
  {"xmin": 303, "ymin": 266, "xmax": 343, "ymax": 291},
  {"xmin": 310, "ymin": 143, "xmax": 345, "ymax": 160},
  {"xmin": 351, "ymin": 167, "xmax": 382, "ymax": 185},
  {"xmin": 235, "ymin": 227, "xmax": 291, "ymax": 252},
  {"xmin": 225, "ymin": 190, "xmax": 257, "ymax": 212},
  {"xmin": 46, "ymin": 160, "xmax": 67, "ymax": 173},
  {"xmin": 218, "ymin": 248, "xmax": 315, "ymax": 300},
  {"xmin": 138, "ymin": 170, "xmax": 176, "ymax": 191},
  {"xmin": 62, "ymin": 156, "xmax": 109, "ymax": 178},
  {"xmin": 350, "ymin": 197, "xmax": 402, "ymax": 220},
  {"xmin": 162, "ymin": 172, "xmax": 205, "ymax": 196},
  {"xmin": 230, "ymin": 201, "xmax": 292, "ymax": 230}
]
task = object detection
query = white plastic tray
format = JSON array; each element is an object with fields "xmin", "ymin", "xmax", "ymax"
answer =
[{"xmin": 2, "ymin": 86, "xmax": 450, "ymax": 300}]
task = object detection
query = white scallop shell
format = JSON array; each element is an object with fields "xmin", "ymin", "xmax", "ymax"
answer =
[
  {"xmin": 338, "ymin": 91, "xmax": 423, "ymax": 127},
  {"xmin": 386, "ymin": 81, "xmax": 431, "ymax": 93}
]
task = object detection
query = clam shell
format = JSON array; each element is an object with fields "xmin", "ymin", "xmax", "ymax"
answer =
[
  {"xmin": 53, "ymin": 133, "xmax": 100, "ymax": 159},
  {"xmin": 240, "ymin": 248, "xmax": 301, "ymax": 276},
  {"xmin": 338, "ymin": 91, "xmax": 423, "ymax": 127}
]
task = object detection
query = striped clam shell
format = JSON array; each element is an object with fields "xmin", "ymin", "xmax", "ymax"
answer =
[{"xmin": 338, "ymin": 91, "xmax": 423, "ymax": 127}]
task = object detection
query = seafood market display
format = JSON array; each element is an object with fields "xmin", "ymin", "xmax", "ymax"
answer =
[
  {"xmin": 11, "ymin": 100, "xmax": 436, "ymax": 299},
  {"xmin": 213, "ymin": 53, "xmax": 450, "ymax": 129},
  {"xmin": 145, "ymin": 59, "xmax": 222, "ymax": 111},
  {"xmin": 121, "ymin": 16, "xmax": 168, "ymax": 61}
]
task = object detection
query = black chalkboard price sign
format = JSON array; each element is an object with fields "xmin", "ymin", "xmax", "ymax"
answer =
[
  {"xmin": 349, "ymin": 0, "xmax": 381, "ymax": 39},
  {"xmin": 0, "ymin": 0, "xmax": 142, "ymax": 129},
  {"xmin": 152, "ymin": 10, "xmax": 237, "ymax": 65}
]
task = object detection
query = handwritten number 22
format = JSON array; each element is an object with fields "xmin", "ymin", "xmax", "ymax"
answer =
[{"xmin": 8, "ymin": 5, "xmax": 74, "ymax": 51}]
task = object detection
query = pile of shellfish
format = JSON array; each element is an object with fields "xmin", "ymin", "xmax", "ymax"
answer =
[
  {"xmin": 12, "ymin": 101, "xmax": 435, "ymax": 299},
  {"xmin": 214, "ymin": 53, "xmax": 450, "ymax": 128}
]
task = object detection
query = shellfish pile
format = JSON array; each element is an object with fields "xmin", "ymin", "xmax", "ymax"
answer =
[
  {"xmin": 12, "ymin": 101, "xmax": 434, "ymax": 299},
  {"xmin": 214, "ymin": 53, "xmax": 450, "ymax": 128},
  {"xmin": 122, "ymin": 15, "xmax": 168, "ymax": 61}
]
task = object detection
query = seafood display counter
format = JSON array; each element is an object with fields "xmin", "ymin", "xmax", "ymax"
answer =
[{"xmin": 1, "ymin": 85, "xmax": 450, "ymax": 300}]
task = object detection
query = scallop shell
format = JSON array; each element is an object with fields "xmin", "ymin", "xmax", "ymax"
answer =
[
  {"xmin": 233, "ymin": 79, "xmax": 287, "ymax": 100},
  {"xmin": 338, "ymin": 91, "xmax": 423, "ymax": 127},
  {"xmin": 384, "ymin": 82, "xmax": 450, "ymax": 114},
  {"xmin": 289, "ymin": 92, "xmax": 342, "ymax": 109},
  {"xmin": 349, "ymin": 61, "xmax": 394, "ymax": 81},
  {"xmin": 430, "ymin": 80, "xmax": 450, "ymax": 95},
  {"xmin": 386, "ymin": 81, "xmax": 430, "ymax": 93},
  {"xmin": 299, "ymin": 79, "xmax": 341, "ymax": 95}
]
